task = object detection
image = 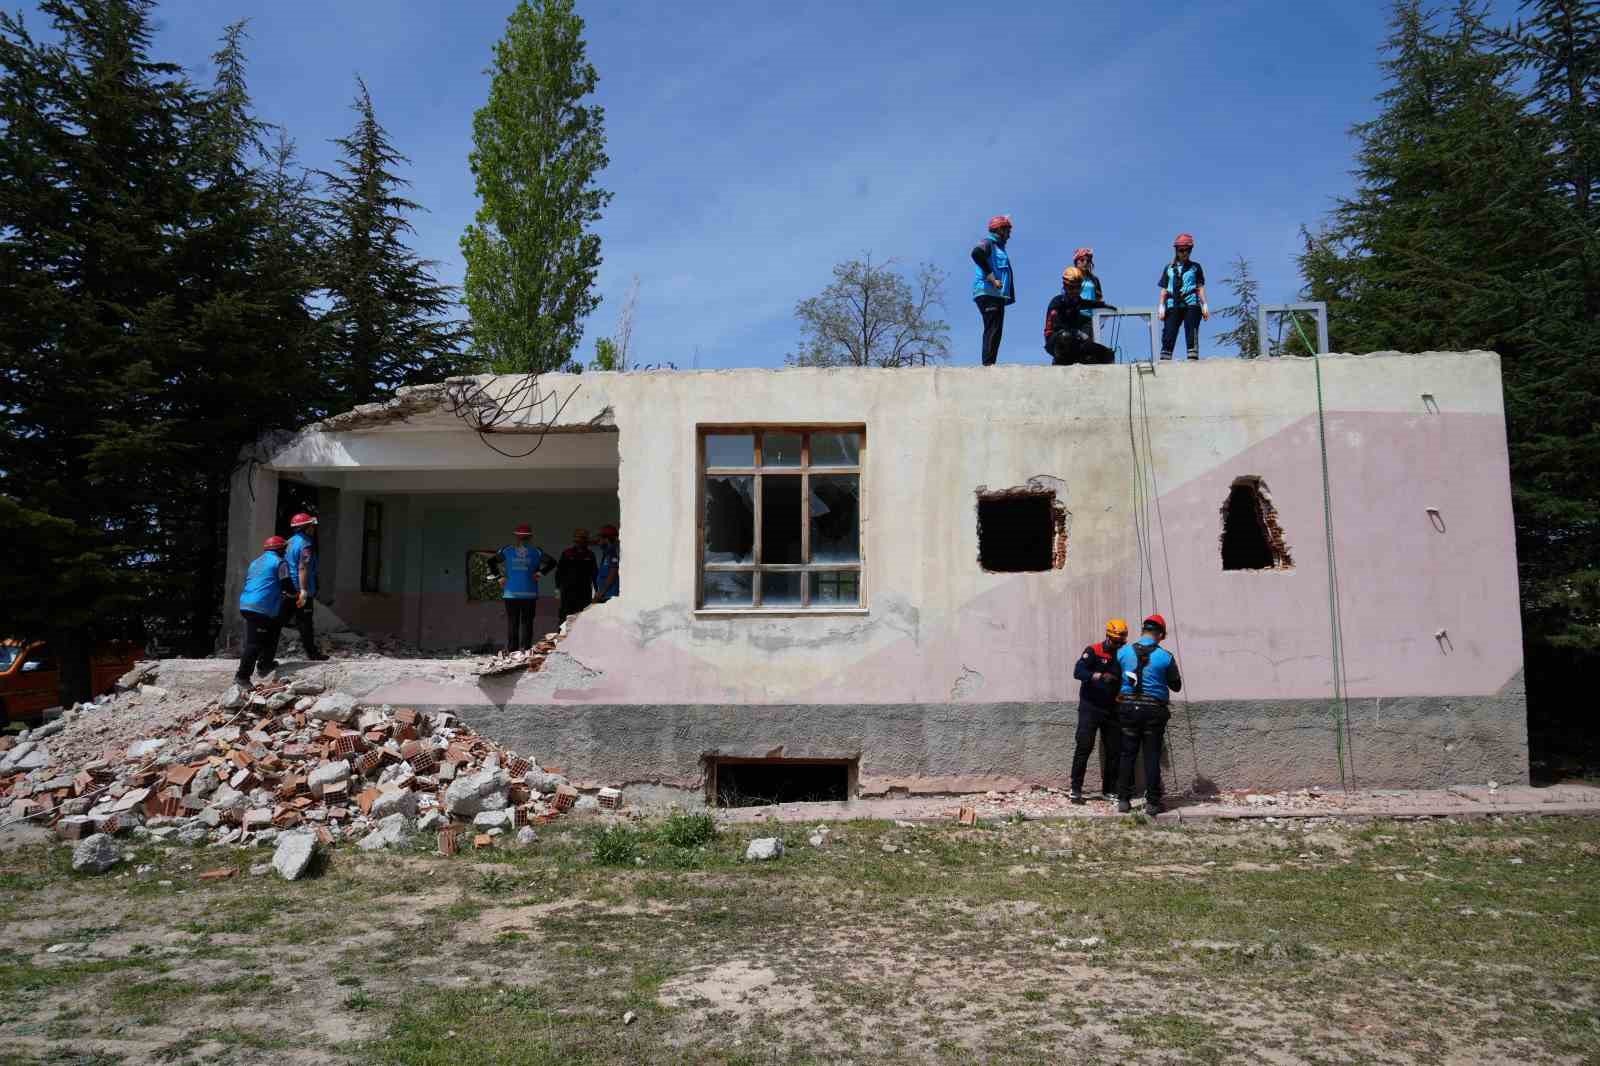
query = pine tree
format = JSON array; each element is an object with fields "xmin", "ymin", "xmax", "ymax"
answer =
[
  {"xmin": 1215, "ymin": 255, "xmax": 1262, "ymax": 358},
  {"xmin": 319, "ymin": 78, "xmax": 466, "ymax": 410},
  {"xmin": 461, "ymin": 0, "xmax": 612, "ymax": 373}
]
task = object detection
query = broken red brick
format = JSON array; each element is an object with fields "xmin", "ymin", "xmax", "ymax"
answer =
[
  {"xmin": 957, "ymin": 806, "xmax": 978, "ymax": 826},
  {"xmin": 394, "ymin": 708, "xmax": 419, "ymax": 727},
  {"xmin": 507, "ymin": 755, "xmax": 532, "ymax": 778},
  {"xmin": 315, "ymin": 826, "xmax": 334, "ymax": 845},
  {"xmin": 355, "ymin": 787, "xmax": 382, "ymax": 815},
  {"xmin": 322, "ymin": 779, "xmax": 349, "ymax": 802},
  {"xmin": 198, "ymin": 868, "xmax": 236, "ymax": 882},
  {"xmin": 164, "ymin": 764, "xmax": 200, "ymax": 788},
  {"xmin": 473, "ymin": 833, "xmax": 493, "ymax": 849},
  {"xmin": 334, "ymin": 733, "xmax": 364, "ymax": 758},
  {"xmin": 408, "ymin": 749, "xmax": 438, "ymax": 775},
  {"xmin": 552, "ymin": 784, "xmax": 578, "ymax": 813}
]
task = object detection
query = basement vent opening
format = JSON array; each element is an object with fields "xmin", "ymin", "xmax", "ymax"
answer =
[
  {"xmin": 1221, "ymin": 476, "xmax": 1293, "ymax": 571},
  {"xmin": 709, "ymin": 757, "xmax": 853, "ymax": 807},
  {"xmin": 976, "ymin": 489, "xmax": 1067, "ymax": 572}
]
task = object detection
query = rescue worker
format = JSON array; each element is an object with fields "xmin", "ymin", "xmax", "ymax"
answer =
[
  {"xmin": 1044, "ymin": 267, "xmax": 1116, "ymax": 366},
  {"xmin": 971, "ymin": 215, "xmax": 1016, "ymax": 365},
  {"xmin": 1069, "ymin": 618, "xmax": 1128, "ymax": 803},
  {"xmin": 284, "ymin": 512, "xmax": 327, "ymax": 661},
  {"xmin": 1072, "ymin": 248, "xmax": 1105, "ymax": 332},
  {"xmin": 1156, "ymin": 233, "xmax": 1209, "ymax": 361},
  {"xmin": 235, "ymin": 535, "xmax": 292, "ymax": 687},
  {"xmin": 555, "ymin": 528, "xmax": 599, "ymax": 623},
  {"xmin": 1115, "ymin": 613, "xmax": 1183, "ymax": 814},
  {"xmin": 487, "ymin": 523, "xmax": 555, "ymax": 652},
  {"xmin": 594, "ymin": 523, "xmax": 620, "ymax": 602}
]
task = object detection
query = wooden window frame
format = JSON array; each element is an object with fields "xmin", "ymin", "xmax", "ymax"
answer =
[
  {"xmin": 697, "ymin": 425, "xmax": 866, "ymax": 612},
  {"xmin": 360, "ymin": 501, "xmax": 384, "ymax": 594}
]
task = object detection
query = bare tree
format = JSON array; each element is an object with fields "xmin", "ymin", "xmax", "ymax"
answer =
[
  {"xmin": 614, "ymin": 274, "xmax": 638, "ymax": 370},
  {"xmin": 788, "ymin": 256, "xmax": 951, "ymax": 367}
]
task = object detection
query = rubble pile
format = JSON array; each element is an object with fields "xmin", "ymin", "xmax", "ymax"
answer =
[
  {"xmin": 1, "ymin": 676, "xmax": 583, "ymax": 868},
  {"xmin": 472, "ymin": 632, "xmax": 564, "ymax": 677}
]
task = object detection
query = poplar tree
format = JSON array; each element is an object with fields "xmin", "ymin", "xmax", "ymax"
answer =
[
  {"xmin": 319, "ymin": 78, "xmax": 466, "ymax": 409},
  {"xmin": 461, "ymin": 0, "xmax": 612, "ymax": 373}
]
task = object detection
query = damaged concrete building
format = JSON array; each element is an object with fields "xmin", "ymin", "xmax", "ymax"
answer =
[{"xmin": 223, "ymin": 351, "xmax": 1528, "ymax": 801}]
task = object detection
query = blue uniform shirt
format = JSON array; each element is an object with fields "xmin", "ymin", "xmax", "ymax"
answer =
[
  {"xmin": 1117, "ymin": 637, "xmax": 1182, "ymax": 702},
  {"xmin": 971, "ymin": 234, "xmax": 1016, "ymax": 304},
  {"xmin": 596, "ymin": 543, "xmax": 619, "ymax": 598},
  {"xmin": 1158, "ymin": 261, "xmax": 1205, "ymax": 309},
  {"xmin": 286, "ymin": 532, "xmax": 317, "ymax": 596},
  {"xmin": 240, "ymin": 551, "xmax": 289, "ymax": 616},
  {"xmin": 498, "ymin": 544, "xmax": 546, "ymax": 599}
]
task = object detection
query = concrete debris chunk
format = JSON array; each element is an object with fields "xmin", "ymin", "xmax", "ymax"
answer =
[
  {"xmin": 473, "ymin": 809, "xmax": 512, "ymax": 829},
  {"xmin": 745, "ymin": 837, "xmax": 784, "ymax": 861},
  {"xmin": 358, "ymin": 813, "xmax": 415, "ymax": 851},
  {"xmin": 72, "ymin": 833, "xmax": 122, "ymax": 874},
  {"xmin": 309, "ymin": 693, "xmax": 358, "ymax": 723},
  {"xmin": 127, "ymin": 738, "xmax": 167, "ymax": 759},
  {"xmin": 444, "ymin": 769, "xmax": 508, "ymax": 817},
  {"xmin": 176, "ymin": 822, "xmax": 210, "ymax": 846},
  {"xmin": 272, "ymin": 831, "xmax": 318, "ymax": 880},
  {"xmin": 370, "ymin": 786, "xmax": 419, "ymax": 820},
  {"xmin": 308, "ymin": 760, "xmax": 351, "ymax": 798},
  {"xmin": 138, "ymin": 684, "xmax": 169, "ymax": 701},
  {"xmin": 218, "ymin": 684, "xmax": 246, "ymax": 710},
  {"xmin": 288, "ymin": 678, "xmax": 325, "ymax": 696},
  {"xmin": 516, "ymin": 826, "xmax": 538, "ymax": 846}
]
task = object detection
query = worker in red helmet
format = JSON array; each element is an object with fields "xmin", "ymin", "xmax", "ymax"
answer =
[
  {"xmin": 1156, "ymin": 233, "xmax": 1209, "ymax": 361},
  {"xmin": 971, "ymin": 215, "xmax": 1016, "ymax": 365},
  {"xmin": 235, "ymin": 535, "xmax": 293, "ymax": 687},
  {"xmin": 594, "ymin": 523, "xmax": 620, "ymax": 603},
  {"xmin": 488, "ymin": 522, "xmax": 556, "ymax": 651},
  {"xmin": 1071, "ymin": 247, "xmax": 1106, "ymax": 334},
  {"xmin": 283, "ymin": 513, "xmax": 327, "ymax": 661},
  {"xmin": 1114, "ymin": 613, "xmax": 1183, "ymax": 814}
]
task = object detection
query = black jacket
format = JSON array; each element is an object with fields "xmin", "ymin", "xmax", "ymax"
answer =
[
  {"xmin": 1072, "ymin": 641, "xmax": 1122, "ymax": 710},
  {"xmin": 1044, "ymin": 291, "xmax": 1111, "ymax": 348}
]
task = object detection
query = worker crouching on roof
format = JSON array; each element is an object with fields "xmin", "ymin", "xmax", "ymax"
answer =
[
  {"xmin": 556, "ymin": 528, "xmax": 599, "ymax": 623},
  {"xmin": 235, "ymin": 536, "xmax": 293, "ymax": 687},
  {"xmin": 1044, "ymin": 267, "xmax": 1116, "ymax": 366},
  {"xmin": 284, "ymin": 512, "xmax": 327, "ymax": 661},
  {"xmin": 594, "ymin": 524, "xmax": 620, "ymax": 602},
  {"xmin": 1070, "ymin": 618, "xmax": 1127, "ymax": 803},
  {"xmin": 1115, "ymin": 614, "xmax": 1183, "ymax": 814},
  {"xmin": 489, "ymin": 523, "xmax": 555, "ymax": 652},
  {"xmin": 971, "ymin": 215, "xmax": 1015, "ymax": 365}
]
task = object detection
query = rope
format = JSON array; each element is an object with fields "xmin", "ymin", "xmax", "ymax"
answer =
[{"xmin": 1292, "ymin": 312, "xmax": 1356, "ymax": 792}]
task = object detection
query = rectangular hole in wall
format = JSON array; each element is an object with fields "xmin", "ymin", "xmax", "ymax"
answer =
[
  {"xmin": 977, "ymin": 492, "xmax": 1059, "ymax": 572},
  {"xmin": 708, "ymin": 757, "xmax": 855, "ymax": 807}
]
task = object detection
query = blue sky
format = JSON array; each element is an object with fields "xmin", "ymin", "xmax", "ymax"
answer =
[{"xmin": 44, "ymin": 0, "xmax": 1523, "ymax": 366}]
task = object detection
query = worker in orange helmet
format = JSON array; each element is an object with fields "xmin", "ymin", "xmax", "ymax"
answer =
[
  {"xmin": 1069, "ymin": 618, "xmax": 1128, "ymax": 803},
  {"xmin": 1115, "ymin": 613, "xmax": 1184, "ymax": 814},
  {"xmin": 1044, "ymin": 267, "xmax": 1116, "ymax": 366}
]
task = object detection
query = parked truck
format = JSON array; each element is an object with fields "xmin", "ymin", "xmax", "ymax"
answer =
[{"xmin": 0, "ymin": 639, "xmax": 142, "ymax": 728}]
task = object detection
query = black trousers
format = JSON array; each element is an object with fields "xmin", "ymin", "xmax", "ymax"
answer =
[
  {"xmin": 504, "ymin": 598, "xmax": 537, "ymax": 651},
  {"xmin": 1117, "ymin": 699, "xmax": 1171, "ymax": 803},
  {"xmin": 1070, "ymin": 702, "xmax": 1121, "ymax": 794},
  {"xmin": 1160, "ymin": 305, "xmax": 1202, "ymax": 357},
  {"xmin": 281, "ymin": 601, "xmax": 317, "ymax": 654},
  {"xmin": 1049, "ymin": 329, "xmax": 1115, "ymax": 366},
  {"xmin": 237, "ymin": 609, "xmax": 282, "ymax": 684},
  {"xmin": 976, "ymin": 297, "xmax": 1006, "ymax": 365},
  {"xmin": 558, "ymin": 586, "xmax": 592, "ymax": 623}
]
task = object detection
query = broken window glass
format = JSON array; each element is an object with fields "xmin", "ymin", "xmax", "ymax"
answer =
[
  {"xmin": 705, "ymin": 434, "xmax": 754, "ymax": 468},
  {"xmin": 762, "ymin": 572, "xmax": 802, "ymax": 606},
  {"xmin": 809, "ymin": 475, "xmax": 860, "ymax": 563},
  {"xmin": 761, "ymin": 475, "xmax": 803, "ymax": 564},
  {"xmin": 704, "ymin": 476, "xmax": 754, "ymax": 562},
  {"xmin": 703, "ymin": 571, "xmax": 753, "ymax": 607},
  {"xmin": 809, "ymin": 431, "xmax": 861, "ymax": 467},
  {"xmin": 762, "ymin": 431, "xmax": 802, "ymax": 467},
  {"xmin": 810, "ymin": 570, "xmax": 860, "ymax": 606}
]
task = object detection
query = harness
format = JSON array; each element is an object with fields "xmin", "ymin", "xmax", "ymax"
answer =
[
  {"xmin": 1129, "ymin": 641, "xmax": 1157, "ymax": 698},
  {"xmin": 1166, "ymin": 261, "xmax": 1194, "ymax": 308}
]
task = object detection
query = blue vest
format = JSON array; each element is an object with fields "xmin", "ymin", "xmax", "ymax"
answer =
[
  {"xmin": 1162, "ymin": 262, "xmax": 1201, "ymax": 308},
  {"xmin": 596, "ymin": 543, "xmax": 619, "ymax": 597},
  {"xmin": 1078, "ymin": 274, "xmax": 1099, "ymax": 321},
  {"xmin": 972, "ymin": 235, "xmax": 1015, "ymax": 304},
  {"xmin": 240, "ymin": 551, "xmax": 288, "ymax": 616},
  {"xmin": 286, "ymin": 532, "xmax": 317, "ymax": 596},
  {"xmin": 498, "ymin": 544, "xmax": 544, "ymax": 599},
  {"xmin": 1117, "ymin": 638, "xmax": 1178, "ymax": 702}
]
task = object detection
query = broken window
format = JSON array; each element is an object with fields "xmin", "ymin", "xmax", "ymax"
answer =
[
  {"xmin": 360, "ymin": 501, "xmax": 383, "ymax": 594},
  {"xmin": 701, "ymin": 427, "xmax": 864, "ymax": 609},
  {"xmin": 465, "ymin": 551, "xmax": 502, "ymax": 601},
  {"xmin": 1220, "ymin": 477, "xmax": 1293, "ymax": 570},
  {"xmin": 976, "ymin": 490, "xmax": 1066, "ymax": 572},
  {"xmin": 710, "ymin": 757, "xmax": 853, "ymax": 806}
]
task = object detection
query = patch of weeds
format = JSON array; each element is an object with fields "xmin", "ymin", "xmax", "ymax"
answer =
[
  {"xmin": 477, "ymin": 869, "xmax": 521, "ymax": 895},
  {"xmin": 494, "ymin": 930, "xmax": 529, "ymax": 944},
  {"xmin": 110, "ymin": 976, "xmax": 197, "ymax": 1026},
  {"xmin": 345, "ymin": 988, "xmax": 382, "ymax": 1012},
  {"xmin": 655, "ymin": 810, "xmax": 717, "ymax": 849},
  {"xmin": 591, "ymin": 824, "xmax": 642, "ymax": 866}
]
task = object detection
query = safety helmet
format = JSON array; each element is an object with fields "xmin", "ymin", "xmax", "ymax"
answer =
[
  {"xmin": 1143, "ymin": 613, "xmax": 1168, "ymax": 633},
  {"xmin": 599, "ymin": 524, "xmax": 618, "ymax": 537},
  {"xmin": 263, "ymin": 535, "xmax": 287, "ymax": 551},
  {"xmin": 1105, "ymin": 618, "xmax": 1129, "ymax": 640},
  {"xmin": 1062, "ymin": 266, "xmax": 1083, "ymax": 285},
  {"xmin": 573, "ymin": 527, "xmax": 589, "ymax": 539},
  {"xmin": 289, "ymin": 512, "xmax": 317, "ymax": 528},
  {"xmin": 1172, "ymin": 233, "xmax": 1195, "ymax": 250},
  {"xmin": 513, "ymin": 523, "xmax": 532, "ymax": 536},
  {"xmin": 987, "ymin": 214, "xmax": 1013, "ymax": 233},
  {"xmin": 1073, "ymin": 247, "xmax": 1094, "ymax": 262}
]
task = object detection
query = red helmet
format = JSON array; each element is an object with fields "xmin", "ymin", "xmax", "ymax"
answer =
[
  {"xmin": 513, "ymin": 523, "xmax": 532, "ymax": 536},
  {"xmin": 263, "ymin": 535, "xmax": 287, "ymax": 551},
  {"xmin": 599, "ymin": 524, "xmax": 618, "ymax": 537},
  {"xmin": 1143, "ymin": 613, "xmax": 1168, "ymax": 633},
  {"xmin": 987, "ymin": 214, "xmax": 1013, "ymax": 233},
  {"xmin": 289, "ymin": 512, "xmax": 317, "ymax": 528},
  {"xmin": 1172, "ymin": 233, "xmax": 1195, "ymax": 249},
  {"xmin": 1073, "ymin": 247, "xmax": 1094, "ymax": 262}
]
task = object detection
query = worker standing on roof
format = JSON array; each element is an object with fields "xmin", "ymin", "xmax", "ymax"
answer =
[
  {"xmin": 235, "ymin": 536, "xmax": 293, "ymax": 688},
  {"xmin": 284, "ymin": 513, "xmax": 327, "ymax": 661},
  {"xmin": 1115, "ymin": 614, "xmax": 1183, "ymax": 814},
  {"xmin": 971, "ymin": 215, "xmax": 1016, "ymax": 366},
  {"xmin": 1069, "ymin": 618, "xmax": 1127, "ymax": 803},
  {"xmin": 1044, "ymin": 267, "xmax": 1116, "ymax": 366},
  {"xmin": 1157, "ymin": 233, "xmax": 1209, "ymax": 361},
  {"xmin": 1072, "ymin": 248, "xmax": 1105, "ymax": 331},
  {"xmin": 556, "ymin": 528, "xmax": 599, "ymax": 623},
  {"xmin": 489, "ymin": 523, "xmax": 556, "ymax": 652},
  {"xmin": 594, "ymin": 524, "xmax": 620, "ymax": 603}
]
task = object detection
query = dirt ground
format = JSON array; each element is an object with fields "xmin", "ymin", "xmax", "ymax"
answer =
[{"xmin": 1, "ymin": 810, "xmax": 1597, "ymax": 1065}]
